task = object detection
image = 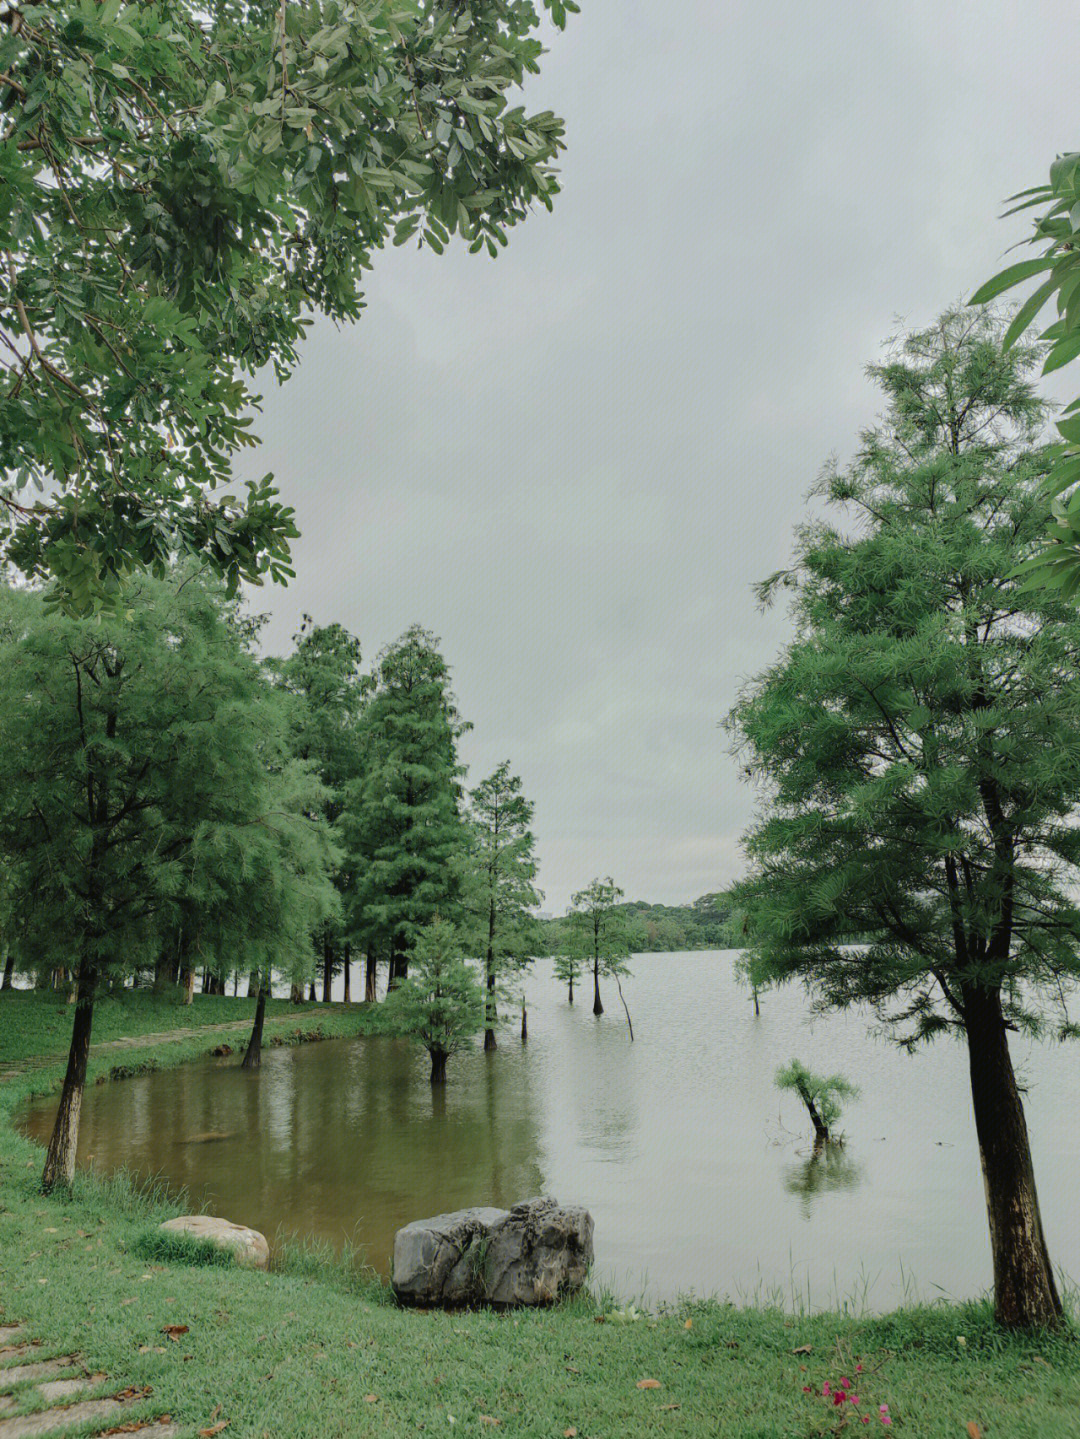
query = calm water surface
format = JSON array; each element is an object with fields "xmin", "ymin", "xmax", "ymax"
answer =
[{"xmin": 20, "ymin": 953, "xmax": 1080, "ymax": 1308}]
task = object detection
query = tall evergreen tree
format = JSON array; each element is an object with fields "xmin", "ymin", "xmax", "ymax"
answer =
[
  {"xmin": 271, "ymin": 617, "xmax": 367, "ymax": 1002},
  {"xmin": 344, "ymin": 626, "xmax": 468, "ymax": 987},
  {"xmin": 727, "ymin": 309, "xmax": 1080, "ymax": 1329},
  {"xmin": 464, "ymin": 762, "xmax": 542, "ymax": 1050}
]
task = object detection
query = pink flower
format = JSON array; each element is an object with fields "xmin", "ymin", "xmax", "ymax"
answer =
[
  {"xmin": 851, "ymin": 1396, "xmax": 860, "ymax": 1406},
  {"xmin": 879, "ymin": 1405, "xmax": 889, "ymax": 1413},
  {"xmin": 880, "ymin": 1420, "xmax": 892, "ymax": 1429},
  {"xmin": 802, "ymin": 1387, "xmax": 812, "ymax": 1394},
  {"xmin": 834, "ymin": 1392, "xmax": 847, "ymax": 1406},
  {"xmin": 856, "ymin": 1364, "xmax": 863, "ymax": 1373},
  {"xmin": 861, "ymin": 1419, "xmax": 871, "ymax": 1427},
  {"xmin": 840, "ymin": 1378, "xmax": 852, "ymax": 1390},
  {"xmin": 822, "ymin": 1382, "xmax": 831, "ymax": 1397}
]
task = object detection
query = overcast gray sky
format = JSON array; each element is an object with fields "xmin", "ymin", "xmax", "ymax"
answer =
[{"xmin": 239, "ymin": 0, "xmax": 1073, "ymax": 913}]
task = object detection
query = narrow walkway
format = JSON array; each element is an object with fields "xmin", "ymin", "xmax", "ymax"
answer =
[
  {"xmin": 0, "ymin": 1012, "xmax": 336, "ymax": 1082},
  {"xmin": 0, "ymin": 1326, "xmax": 179, "ymax": 1439}
]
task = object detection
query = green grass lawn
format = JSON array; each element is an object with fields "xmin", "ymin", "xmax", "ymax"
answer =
[{"xmin": 1, "ymin": 990, "xmax": 1079, "ymax": 1437}]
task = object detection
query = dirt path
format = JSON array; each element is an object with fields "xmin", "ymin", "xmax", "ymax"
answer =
[{"xmin": 0, "ymin": 1015, "xmax": 314, "ymax": 1082}]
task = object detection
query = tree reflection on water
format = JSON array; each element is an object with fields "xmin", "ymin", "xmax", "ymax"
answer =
[{"xmin": 783, "ymin": 1140, "xmax": 863, "ymax": 1217}]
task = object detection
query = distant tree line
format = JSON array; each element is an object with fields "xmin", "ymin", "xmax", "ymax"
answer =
[{"xmin": 536, "ymin": 891, "xmax": 734, "ymax": 956}]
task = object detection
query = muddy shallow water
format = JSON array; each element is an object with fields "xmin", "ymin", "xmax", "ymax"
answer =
[{"xmin": 20, "ymin": 953, "xmax": 1080, "ymax": 1308}]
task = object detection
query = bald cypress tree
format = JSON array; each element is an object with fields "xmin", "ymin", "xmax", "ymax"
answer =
[
  {"xmin": 728, "ymin": 309, "xmax": 1080, "ymax": 1329},
  {"xmin": 344, "ymin": 627, "xmax": 467, "ymax": 986},
  {"xmin": 464, "ymin": 762, "xmax": 542, "ymax": 1050}
]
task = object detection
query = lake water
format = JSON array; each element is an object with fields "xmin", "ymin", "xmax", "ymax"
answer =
[{"xmin": 19, "ymin": 952, "xmax": 1080, "ymax": 1309}]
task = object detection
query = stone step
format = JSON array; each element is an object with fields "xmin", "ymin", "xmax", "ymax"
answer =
[
  {"xmin": 0, "ymin": 1359, "xmax": 77, "ymax": 1387},
  {"xmin": 0, "ymin": 1397, "xmax": 175, "ymax": 1439},
  {"xmin": 0, "ymin": 1335, "xmax": 21, "ymax": 1350},
  {"xmin": 37, "ymin": 1375, "xmax": 107, "ymax": 1404}
]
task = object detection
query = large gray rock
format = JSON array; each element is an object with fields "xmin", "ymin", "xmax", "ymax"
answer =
[{"xmin": 392, "ymin": 1197, "xmax": 593, "ymax": 1308}]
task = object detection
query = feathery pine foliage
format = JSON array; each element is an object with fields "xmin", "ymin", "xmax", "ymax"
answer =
[
  {"xmin": 775, "ymin": 1059, "xmax": 858, "ymax": 1143},
  {"xmin": 464, "ymin": 760, "xmax": 542, "ymax": 1045},
  {"xmin": 727, "ymin": 308, "xmax": 1080, "ymax": 1328},
  {"xmin": 0, "ymin": 0, "xmax": 572, "ymax": 613},
  {"xmin": 371, "ymin": 917, "xmax": 483, "ymax": 1082},
  {"xmin": 344, "ymin": 624, "xmax": 468, "ymax": 975}
]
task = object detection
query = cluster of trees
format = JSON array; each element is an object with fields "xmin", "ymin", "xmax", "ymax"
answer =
[{"xmin": 0, "ymin": 579, "xmax": 545, "ymax": 1179}]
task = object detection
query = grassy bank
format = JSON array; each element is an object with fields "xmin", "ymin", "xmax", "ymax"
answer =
[
  {"xmin": 0, "ymin": 987, "xmax": 368, "ymax": 1068},
  {"xmin": 1, "ymin": 993, "xmax": 1079, "ymax": 1437}
]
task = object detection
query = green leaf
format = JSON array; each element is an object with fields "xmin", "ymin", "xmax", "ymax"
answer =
[
  {"xmin": 969, "ymin": 256, "xmax": 1058, "ymax": 306},
  {"xmin": 1003, "ymin": 276, "xmax": 1058, "ymax": 350}
]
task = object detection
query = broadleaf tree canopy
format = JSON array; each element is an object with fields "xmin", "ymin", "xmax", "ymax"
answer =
[{"xmin": 0, "ymin": 0, "xmax": 573, "ymax": 613}]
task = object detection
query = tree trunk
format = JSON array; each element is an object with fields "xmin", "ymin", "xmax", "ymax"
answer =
[
  {"xmin": 429, "ymin": 1046, "xmax": 448, "ymax": 1085},
  {"xmin": 342, "ymin": 943, "xmax": 351, "ymax": 1004},
  {"xmin": 568, "ymin": 971, "xmax": 574, "ymax": 1005},
  {"xmin": 181, "ymin": 967, "xmax": 195, "ymax": 1005},
  {"xmin": 521, "ymin": 999, "xmax": 528, "ymax": 1043},
  {"xmin": 484, "ymin": 970, "xmax": 497, "ymax": 1051},
  {"xmin": 1, "ymin": 949, "xmax": 13, "ymax": 990},
  {"xmin": 290, "ymin": 983, "xmax": 304, "ymax": 1005},
  {"xmin": 752, "ymin": 986, "xmax": 760, "ymax": 1016},
  {"xmin": 308, "ymin": 981, "xmax": 317, "ymax": 1003},
  {"xmin": 322, "ymin": 934, "xmax": 333, "ymax": 1003},
  {"xmin": 247, "ymin": 969, "xmax": 259, "ymax": 998},
  {"xmin": 42, "ymin": 963, "xmax": 96, "ymax": 1192},
  {"xmin": 963, "ymin": 982, "xmax": 1062, "ymax": 1328},
  {"xmin": 242, "ymin": 980, "xmax": 267, "ymax": 1070},
  {"xmin": 484, "ymin": 901, "xmax": 497, "ymax": 1050},
  {"xmin": 592, "ymin": 957, "xmax": 603, "ymax": 1015},
  {"xmin": 365, "ymin": 949, "xmax": 377, "ymax": 1003},
  {"xmin": 389, "ymin": 948, "xmax": 408, "ymax": 990}
]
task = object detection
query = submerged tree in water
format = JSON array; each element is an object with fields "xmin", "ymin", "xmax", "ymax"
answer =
[
  {"xmin": 775, "ymin": 1059, "xmax": 858, "ymax": 1145},
  {"xmin": 729, "ymin": 308, "xmax": 1080, "ymax": 1329},
  {"xmin": 568, "ymin": 877, "xmax": 632, "ymax": 1021},
  {"xmin": 373, "ymin": 920, "xmax": 484, "ymax": 1084}
]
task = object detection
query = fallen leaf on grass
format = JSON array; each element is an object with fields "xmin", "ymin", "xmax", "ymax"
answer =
[
  {"xmin": 660, "ymin": 1404, "xmax": 681, "ymax": 1412},
  {"xmin": 161, "ymin": 1325, "xmax": 189, "ymax": 1340},
  {"xmin": 683, "ymin": 1318, "xmax": 693, "ymax": 1330},
  {"xmin": 197, "ymin": 1424, "xmax": 229, "ymax": 1437},
  {"xmin": 967, "ymin": 1425, "xmax": 982, "ymax": 1439},
  {"xmin": 563, "ymin": 1429, "xmax": 578, "ymax": 1437},
  {"xmin": 636, "ymin": 1379, "xmax": 661, "ymax": 1390},
  {"xmin": 120, "ymin": 1298, "xmax": 137, "ymax": 1308},
  {"xmin": 112, "ymin": 1387, "xmax": 152, "ymax": 1402},
  {"xmin": 101, "ymin": 1420, "xmax": 173, "ymax": 1435},
  {"xmin": 363, "ymin": 1395, "xmax": 378, "ymax": 1404},
  {"xmin": 791, "ymin": 1345, "xmax": 813, "ymax": 1355},
  {"xmin": 478, "ymin": 1418, "xmax": 501, "ymax": 1428}
]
